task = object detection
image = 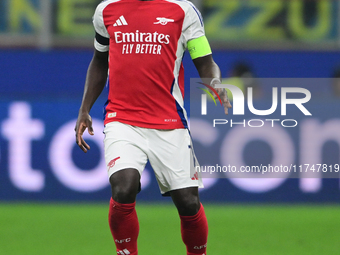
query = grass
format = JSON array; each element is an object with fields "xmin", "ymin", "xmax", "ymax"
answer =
[{"xmin": 0, "ymin": 203, "xmax": 339, "ymax": 254}]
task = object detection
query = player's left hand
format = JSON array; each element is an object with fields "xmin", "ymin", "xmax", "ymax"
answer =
[
  {"xmin": 211, "ymin": 79, "xmax": 232, "ymax": 115},
  {"xmin": 215, "ymin": 87, "xmax": 232, "ymax": 115}
]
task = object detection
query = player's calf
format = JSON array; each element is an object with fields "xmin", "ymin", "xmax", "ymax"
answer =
[
  {"xmin": 109, "ymin": 198, "xmax": 139, "ymax": 255},
  {"xmin": 180, "ymin": 203, "xmax": 208, "ymax": 255}
]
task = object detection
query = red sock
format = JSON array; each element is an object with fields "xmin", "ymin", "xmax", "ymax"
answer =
[
  {"xmin": 180, "ymin": 203, "xmax": 208, "ymax": 255},
  {"xmin": 108, "ymin": 198, "xmax": 139, "ymax": 255}
]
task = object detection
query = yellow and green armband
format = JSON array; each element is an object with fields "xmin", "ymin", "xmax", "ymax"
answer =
[{"xmin": 187, "ymin": 36, "xmax": 212, "ymax": 60}]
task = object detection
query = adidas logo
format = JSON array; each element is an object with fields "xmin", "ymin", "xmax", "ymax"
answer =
[
  {"xmin": 113, "ymin": 15, "xmax": 128, "ymax": 27},
  {"xmin": 117, "ymin": 249, "xmax": 130, "ymax": 255},
  {"xmin": 191, "ymin": 172, "xmax": 199, "ymax": 180}
]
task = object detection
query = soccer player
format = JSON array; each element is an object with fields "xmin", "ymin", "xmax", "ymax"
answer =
[{"xmin": 75, "ymin": 0, "xmax": 231, "ymax": 254}]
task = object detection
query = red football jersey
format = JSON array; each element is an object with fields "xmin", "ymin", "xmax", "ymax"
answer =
[{"xmin": 93, "ymin": 0, "xmax": 205, "ymax": 129}]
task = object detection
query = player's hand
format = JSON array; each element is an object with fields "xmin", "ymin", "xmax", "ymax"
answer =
[
  {"xmin": 215, "ymin": 88, "xmax": 232, "ymax": 115},
  {"xmin": 211, "ymin": 79, "xmax": 232, "ymax": 115},
  {"xmin": 75, "ymin": 113, "xmax": 94, "ymax": 153}
]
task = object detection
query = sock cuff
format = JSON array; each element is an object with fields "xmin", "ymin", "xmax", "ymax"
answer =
[
  {"xmin": 110, "ymin": 198, "xmax": 136, "ymax": 212},
  {"xmin": 180, "ymin": 203, "xmax": 205, "ymax": 222}
]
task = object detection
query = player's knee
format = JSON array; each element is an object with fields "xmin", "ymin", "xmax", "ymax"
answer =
[
  {"xmin": 111, "ymin": 184, "xmax": 138, "ymax": 204},
  {"xmin": 176, "ymin": 197, "xmax": 200, "ymax": 216},
  {"xmin": 109, "ymin": 169, "xmax": 140, "ymax": 203}
]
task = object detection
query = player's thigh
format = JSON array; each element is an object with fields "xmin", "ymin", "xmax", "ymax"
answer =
[
  {"xmin": 148, "ymin": 128, "xmax": 203, "ymax": 194},
  {"xmin": 104, "ymin": 122, "xmax": 148, "ymax": 180}
]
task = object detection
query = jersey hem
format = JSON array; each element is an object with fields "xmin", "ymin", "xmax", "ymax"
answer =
[{"xmin": 104, "ymin": 119, "xmax": 186, "ymax": 130}]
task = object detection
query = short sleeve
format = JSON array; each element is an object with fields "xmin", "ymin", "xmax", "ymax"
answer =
[
  {"xmin": 182, "ymin": 2, "xmax": 205, "ymax": 46},
  {"xmin": 93, "ymin": 4, "xmax": 110, "ymax": 52}
]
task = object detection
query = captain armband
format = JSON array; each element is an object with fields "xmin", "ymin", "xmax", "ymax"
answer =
[{"xmin": 187, "ymin": 36, "xmax": 212, "ymax": 60}]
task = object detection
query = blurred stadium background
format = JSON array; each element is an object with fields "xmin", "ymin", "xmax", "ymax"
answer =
[{"xmin": 1, "ymin": 0, "xmax": 340, "ymax": 254}]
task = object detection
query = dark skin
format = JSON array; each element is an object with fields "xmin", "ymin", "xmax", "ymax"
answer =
[{"xmin": 75, "ymin": 49, "xmax": 231, "ymax": 216}]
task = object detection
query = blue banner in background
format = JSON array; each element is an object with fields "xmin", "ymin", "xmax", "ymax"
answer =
[
  {"xmin": 1, "ymin": 99, "xmax": 339, "ymax": 203},
  {"xmin": 0, "ymin": 49, "xmax": 340, "ymax": 202}
]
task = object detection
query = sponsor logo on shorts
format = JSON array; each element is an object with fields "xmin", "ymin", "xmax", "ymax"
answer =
[
  {"xmin": 108, "ymin": 156, "xmax": 121, "ymax": 171},
  {"xmin": 191, "ymin": 171, "xmax": 199, "ymax": 180}
]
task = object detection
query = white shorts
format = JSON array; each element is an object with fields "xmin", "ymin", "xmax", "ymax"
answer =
[{"xmin": 103, "ymin": 121, "xmax": 203, "ymax": 195}]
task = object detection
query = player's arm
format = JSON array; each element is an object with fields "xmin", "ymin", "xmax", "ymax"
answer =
[
  {"xmin": 75, "ymin": 49, "xmax": 108, "ymax": 153},
  {"xmin": 190, "ymin": 36, "xmax": 232, "ymax": 114}
]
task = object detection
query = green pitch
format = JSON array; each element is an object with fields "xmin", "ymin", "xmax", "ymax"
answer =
[{"xmin": 0, "ymin": 203, "xmax": 339, "ymax": 255}]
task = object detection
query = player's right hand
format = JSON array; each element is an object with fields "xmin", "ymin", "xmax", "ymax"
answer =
[{"xmin": 75, "ymin": 113, "xmax": 94, "ymax": 153}]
